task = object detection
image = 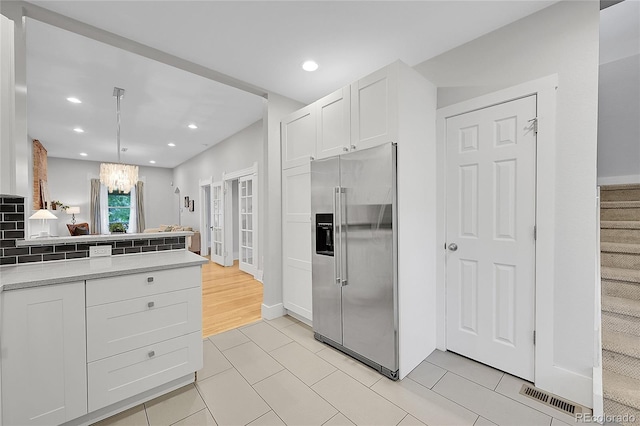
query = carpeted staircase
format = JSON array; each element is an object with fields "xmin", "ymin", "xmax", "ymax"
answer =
[{"xmin": 600, "ymin": 184, "xmax": 640, "ymax": 424}]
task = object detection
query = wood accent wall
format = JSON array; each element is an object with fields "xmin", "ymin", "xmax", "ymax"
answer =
[{"xmin": 32, "ymin": 139, "xmax": 47, "ymax": 210}]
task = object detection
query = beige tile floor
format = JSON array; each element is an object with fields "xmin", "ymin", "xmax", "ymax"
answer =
[{"xmin": 94, "ymin": 316, "xmax": 582, "ymax": 426}]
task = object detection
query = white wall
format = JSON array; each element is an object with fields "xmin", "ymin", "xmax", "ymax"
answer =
[
  {"xmin": 46, "ymin": 157, "xmax": 174, "ymax": 235},
  {"xmin": 597, "ymin": 54, "xmax": 640, "ymax": 184},
  {"xmin": 172, "ymin": 119, "xmax": 262, "ymax": 227},
  {"xmin": 415, "ymin": 0, "xmax": 599, "ymax": 406}
]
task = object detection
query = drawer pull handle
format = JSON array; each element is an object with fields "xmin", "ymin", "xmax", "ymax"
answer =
[
  {"xmin": 148, "ymin": 351, "xmax": 155, "ymax": 358},
  {"xmin": 147, "ymin": 301, "xmax": 155, "ymax": 308},
  {"xmin": 147, "ymin": 277, "xmax": 154, "ymax": 283}
]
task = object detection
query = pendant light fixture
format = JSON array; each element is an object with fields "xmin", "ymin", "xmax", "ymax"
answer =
[{"xmin": 99, "ymin": 87, "xmax": 138, "ymax": 193}]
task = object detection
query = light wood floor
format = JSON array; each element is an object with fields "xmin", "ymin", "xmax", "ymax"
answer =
[{"xmin": 201, "ymin": 258, "xmax": 263, "ymax": 338}]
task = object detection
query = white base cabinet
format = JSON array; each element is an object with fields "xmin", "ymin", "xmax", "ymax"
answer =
[
  {"xmin": 1, "ymin": 281, "xmax": 87, "ymax": 426},
  {"xmin": 0, "ymin": 265, "xmax": 203, "ymax": 426}
]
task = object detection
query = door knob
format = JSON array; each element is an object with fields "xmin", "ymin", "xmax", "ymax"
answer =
[{"xmin": 448, "ymin": 243, "xmax": 458, "ymax": 252}]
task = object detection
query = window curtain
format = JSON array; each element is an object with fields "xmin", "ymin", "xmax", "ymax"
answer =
[
  {"xmin": 136, "ymin": 181, "xmax": 146, "ymax": 232},
  {"xmin": 99, "ymin": 184, "xmax": 109, "ymax": 234},
  {"xmin": 124, "ymin": 182, "xmax": 145, "ymax": 233},
  {"xmin": 128, "ymin": 184, "xmax": 137, "ymax": 233},
  {"xmin": 90, "ymin": 179, "xmax": 102, "ymax": 234}
]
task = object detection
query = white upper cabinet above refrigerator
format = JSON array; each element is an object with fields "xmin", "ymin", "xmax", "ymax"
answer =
[
  {"xmin": 351, "ymin": 63, "xmax": 399, "ymax": 151},
  {"xmin": 316, "ymin": 86, "xmax": 351, "ymax": 160},
  {"xmin": 281, "ymin": 104, "xmax": 316, "ymax": 169}
]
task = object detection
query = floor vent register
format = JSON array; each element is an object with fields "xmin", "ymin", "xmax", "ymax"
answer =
[{"xmin": 519, "ymin": 384, "xmax": 585, "ymax": 416}]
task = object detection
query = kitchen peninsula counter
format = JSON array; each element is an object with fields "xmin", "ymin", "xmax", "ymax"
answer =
[{"xmin": 0, "ymin": 249, "xmax": 208, "ymax": 291}]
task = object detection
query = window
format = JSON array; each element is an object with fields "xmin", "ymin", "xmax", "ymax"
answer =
[{"xmin": 108, "ymin": 191, "xmax": 131, "ymax": 230}]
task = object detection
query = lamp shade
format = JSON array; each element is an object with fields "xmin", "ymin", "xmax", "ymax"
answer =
[
  {"xmin": 29, "ymin": 209, "xmax": 58, "ymax": 220},
  {"xmin": 66, "ymin": 206, "xmax": 80, "ymax": 215}
]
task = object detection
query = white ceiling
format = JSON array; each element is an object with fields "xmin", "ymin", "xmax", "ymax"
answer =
[{"xmin": 24, "ymin": 1, "xmax": 569, "ymax": 168}]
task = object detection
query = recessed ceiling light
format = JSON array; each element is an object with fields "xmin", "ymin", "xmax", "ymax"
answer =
[
  {"xmin": 73, "ymin": 127, "xmax": 84, "ymax": 133},
  {"xmin": 79, "ymin": 152, "xmax": 88, "ymax": 157},
  {"xmin": 67, "ymin": 97, "xmax": 82, "ymax": 104},
  {"xmin": 167, "ymin": 143, "xmax": 176, "ymax": 147},
  {"xmin": 149, "ymin": 160, "xmax": 156, "ymax": 164},
  {"xmin": 302, "ymin": 60, "xmax": 319, "ymax": 72},
  {"xmin": 188, "ymin": 123, "xmax": 198, "ymax": 129}
]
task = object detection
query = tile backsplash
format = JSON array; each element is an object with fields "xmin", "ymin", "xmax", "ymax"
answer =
[{"xmin": 0, "ymin": 195, "xmax": 185, "ymax": 266}]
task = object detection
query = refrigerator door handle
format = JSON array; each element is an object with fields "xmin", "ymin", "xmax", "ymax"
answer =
[
  {"xmin": 334, "ymin": 187, "xmax": 341, "ymax": 285},
  {"xmin": 339, "ymin": 187, "xmax": 348, "ymax": 286}
]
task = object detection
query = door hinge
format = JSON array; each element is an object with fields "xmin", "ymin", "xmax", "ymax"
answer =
[
  {"xmin": 533, "ymin": 225, "xmax": 537, "ymax": 241},
  {"xmin": 533, "ymin": 330, "xmax": 536, "ymax": 345},
  {"xmin": 528, "ymin": 117, "xmax": 538, "ymax": 135}
]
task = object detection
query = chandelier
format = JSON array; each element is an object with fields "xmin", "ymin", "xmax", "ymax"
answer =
[{"xmin": 99, "ymin": 87, "xmax": 138, "ymax": 193}]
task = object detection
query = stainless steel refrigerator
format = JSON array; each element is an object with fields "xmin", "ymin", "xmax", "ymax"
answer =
[{"xmin": 311, "ymin": 142, "xmax": 398, "ymax": 379}]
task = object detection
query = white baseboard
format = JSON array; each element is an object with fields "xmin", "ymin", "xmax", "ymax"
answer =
[
  {"xmin": 261, "ymin": 302, "xmax": 285, "ymax": 320},
  {"xmin": 597, "ymin": 174, "xmax": 640, "ymax": 186},
  {"xmin": 255, "ymin": 269, "xmax": 264, "ymax": 283}
]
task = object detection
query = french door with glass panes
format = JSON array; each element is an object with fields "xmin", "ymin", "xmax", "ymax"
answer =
[
  {"xmin": 211, "ymin": 181, "xmax": 224, "ymax": 265},
  {"xmin": 239, "ymin": 175, "xmax": 257, "ymax": 275}
]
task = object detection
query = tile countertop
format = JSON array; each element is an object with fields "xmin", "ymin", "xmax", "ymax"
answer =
[
  {"xmin": 0, "ymin": 250, "xmax": 209, "ymax": 291},
  {"xmin": 16, "ymin": 231, "xmax": 194, "ymax": 247}
]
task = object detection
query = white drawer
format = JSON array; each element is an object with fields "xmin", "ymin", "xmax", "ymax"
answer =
[
  {"xmin": 86, "ymin": 266, "xmax": 200, "ymax": 306},
  {"xmin": 88, "ymin": 331, "xmax": 203, "ymax": 412},
  {"xmin": 87, "ymin": 287, "xmax": 202, "ymax": 362}
]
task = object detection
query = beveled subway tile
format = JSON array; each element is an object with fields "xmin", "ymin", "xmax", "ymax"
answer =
[
  {"xmin": 312, "ymin": 371, "xmax": 406, "ymax": 426},
  {"xmin": 223, "ymin": 341, "xmax": 283, "ymax": 384},
  {"xmin": 425, "ymin": 350, "xmax": 504, "ymax": 390},
  {"xmin": 247, "ymin": 411, "xmax": 286, "ymax": 426},
  {"xmin": 208, "ymin": 328, "xmax": 250, "ymax": 351},
  {"xmin": 254, "ymin": 370, "xmax": 337, "ymax": 426},
  {"xmin": 407, "ymin": 360, "xmax": 447, "ymax": 389},
  {"xmin": 432, "ymin": 372, "xmax": 552, "ymax": 426},
  {"xmin": 241, "ymin": 321, "xmax": 292, "ymax": 352},
  {"xmin": 197, "ymin": 340, "xmax": 232, "ymax": 381},
  {"xmin": 270, "ymin": 341, "xmax": 335, "ymax": 386},
  {"xmin": 371, "ymin": 376, "xmax": 477, "ymax": 426},
  {"xmin": 196, "ymin": 369, "xmax": 269, "ymax": 426},
  {"xmin": 144, "ymin": 384, "xmax": 205, "ymax": 426}
]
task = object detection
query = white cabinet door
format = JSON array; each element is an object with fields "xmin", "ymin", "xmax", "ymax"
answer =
[
  {"xmin": 316, "ymin": 87, "xmax": 350, "ymax": 159},
  {"xmin": 282, "ymin": 104, "xmax": 316, "ymax": 169},
  {"xmin": 1, "ymin": 282, "xmax": 87, "ymax": 426},
  {"xmin": 282, "ymin": 164, "xmax": 312, "ymax": 321},
  {"xmin": 351, "ymin": 63, "xmax": 398, "ymax": 151}
]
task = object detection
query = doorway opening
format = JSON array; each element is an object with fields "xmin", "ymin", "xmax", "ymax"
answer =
[{"xmin": 199, "ymin": 163, "xmax": 262, "ymax": 337}]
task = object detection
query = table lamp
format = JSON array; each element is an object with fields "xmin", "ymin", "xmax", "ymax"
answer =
[
  {"xmin": 29, "ymin": 209, "xmax": 58, "ymax": 238},
  {"xmin": 66, "ymin": 206, "xmax": 80, "ymax": 224}
]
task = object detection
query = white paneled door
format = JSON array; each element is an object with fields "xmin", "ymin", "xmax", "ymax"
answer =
[
  {"xmin": 446, "ymin": 95, "xmax": 537, "ymax": 381},
  {"xmin": 211, "ymin": 182, "xmax": 224, "ymax": 265},
  {"xmin": 239, "ymin": 175, "xmax": 257, "ymax": 275}
]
